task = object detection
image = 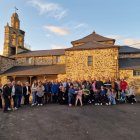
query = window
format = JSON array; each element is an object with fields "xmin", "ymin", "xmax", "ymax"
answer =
[
  {"xmin": 56, "ymin": 56, "xmax": 60, "ymax": 64},
  {"xmin": 88, "ymin": 56, "xmax": 93, "ymax": 66},
  {"xmin": 26, "ymin": 57, "xmax": 32, "ymax": 64},
  {"xmin": 133, "ymin": 70, "xmax": 140, "ymax": 76}
]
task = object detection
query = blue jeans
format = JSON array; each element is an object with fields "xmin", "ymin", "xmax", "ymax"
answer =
[
  {"xmin": 32, "ymin": 92, "xmax": 37, "ymax": 104},
  {"xmin": 16, "ymin": 94, "xmax": 22, "ymax": 108},
  {"xmin": 111, "ymin": 97, "xmax": 116, "ymax": 105},
  {"xmin": 68, "ymin": 95, "xmax": 73, "ymax": 104}
]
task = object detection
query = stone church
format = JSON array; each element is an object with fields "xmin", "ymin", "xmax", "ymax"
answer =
[{"xmin": 0, "ymin": 12, "xmax": 140, "ymax": 93}]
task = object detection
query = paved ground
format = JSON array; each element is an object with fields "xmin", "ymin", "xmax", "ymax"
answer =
[{"xmin": 0, "ymin": 103, "xmax": 140, "ymax": 140}]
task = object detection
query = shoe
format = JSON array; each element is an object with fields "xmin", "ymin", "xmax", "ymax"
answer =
[
  {"xmin": 100, "ymin": 103, "xmax": 102, "ymax": 105},
  {"xmin": 40, "ymin": 104, "xmax": 43, "ymax": 106},
  {"xmin": 8, "ymin": 108, "xmax": 12, "ymax": 111},
  {"xmin": 14, "ymin": 107, "xmax": 18, "ymax": 110},
  {"xmin": 106, "ymin": 103, "xmax": 108, "ymax": 105},
  {"xmin": 69, "ymin": 104, "xmax": 72, "ymax": 107},
  {"xmin": 131, "ymin": 103, "xmax": 133, "ymax": 105},
  {"xmin": 31, "ymin": 104, "xmax": 35, "ymax": 106},
  {"xmin": 38, "ymin": 104, "xmax": 40, "ymax": 106}
]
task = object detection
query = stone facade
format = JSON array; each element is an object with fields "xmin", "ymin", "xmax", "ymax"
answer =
[
  {"xmin": 0, "ymin": 56, "xmax": 15, "ymax": 72},
  {"xmin": 57, "ymin": 74, "xmax": 66, "ymax": 81},
  {"xmin": 119, "ymin": 70, "xmax": 133, "ymax": 79},
  {"xmin": 0, "ymin": 56, "xmax": 15, "ymax": 84},
  {"xmin": 16, "ymin": 55, "xmax": 65, "ymax": 66},
  {"xmin": 65, "ymin": 48, "xmax": 118, "ymax": 80}
]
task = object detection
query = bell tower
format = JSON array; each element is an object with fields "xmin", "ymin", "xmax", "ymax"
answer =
[
  {"xmin": 3, "ymin": 12, "xmax": 25, "ymax": 57},
  {"xmin": 11, "ymin": 12, "xmax": 20, "ymax": 29}
]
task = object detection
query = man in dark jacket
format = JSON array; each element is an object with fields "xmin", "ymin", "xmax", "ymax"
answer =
[
  {"xmin": 15, "ymin": 81, "xmax": 23, "ymax": 108},
  {"xmin": 44, "ymin": 81, "xmax": 52, "ymax": 104},
  {"xmin": 23, "ymin": 82, "xmax": 31, "ymax": 105},
  {"xmin": 96, "ymin": 78, "xmax": 104, "ymax": 90},
  {"xmin": 3, "ymin": 80, "xmax": 12, "ymax": 112}
]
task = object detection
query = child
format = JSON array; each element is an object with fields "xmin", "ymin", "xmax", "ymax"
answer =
[
  {"xmin": 100, "ymin": 86, "xmax": 108, "ymax": 105},
  {"xmin": 75, "ymin": 86, "xmax": 83, "ymax": 106}
]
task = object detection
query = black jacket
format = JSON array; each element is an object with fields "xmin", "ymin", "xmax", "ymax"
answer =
[
  {"xmin": 3, "ymin": 84, "xmax": 12, "ymax": 97},
  {"xmin": 96, "ymin": 81, "xmax": 104, "ymax": 90},
  {"xmin": 15, "ymin": 85, "xmax": 23, "ymax": 95},
  {"xmin": 23, "ymin": 86, "xmax": 31, "ymax": 96}
]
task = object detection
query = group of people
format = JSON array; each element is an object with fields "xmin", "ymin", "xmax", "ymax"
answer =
[{"xmin": 0, "ymin": 78, "xmax": 137, "ymax": 113}]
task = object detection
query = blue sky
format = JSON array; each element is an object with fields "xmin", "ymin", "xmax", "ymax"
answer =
[{"xmin": 0, "ymin": 0, "xmax": 140, "ymax": 53}]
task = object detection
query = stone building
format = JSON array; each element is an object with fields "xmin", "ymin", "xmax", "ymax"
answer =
[{"xmin": 0, "ymin": 12, "xmax": 140, "ymax": 93}]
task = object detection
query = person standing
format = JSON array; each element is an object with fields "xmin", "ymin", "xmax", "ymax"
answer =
[
  {"xmin": 68, "ymin": 84, "xmax": 75, "ymax": 107},
  {"xmin": 36, "ymin": 81, "xmax": 45, "ymax": 106},
  {"xmin": 23, "ymin": 82, "xmax": 31, "ymax": 105},
  {"xmin": 15, "ymin": 81, "xmax": 23, "ymax": 108},
  {"xmin": 51, "ymin": 81, "xmax": 59, "ymax": 103},
  {"xmin": 11, "ymin": 81, "xmax": 18, "ymax": 110},
  {"xmin": 31, "ymin": 80, "xmax": 37, "ymax": 106},
  {"xmin": 3, "ymin": 80, "xmax": 12, "ymax": 113},
  {"xmin": 75, "ymin": 86, "xmax": 84, "ymax": 106}
]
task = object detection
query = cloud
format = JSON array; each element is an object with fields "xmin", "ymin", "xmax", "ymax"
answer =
[
  {"xmin": 107, "ymin": 34, "xmax": 140, "ymax": 48},
  {"xmin": 44, "ymin": 25, "xmax": 71, "ymax": 36},
  {"xmin": 51, "ymin": 44, "xmax": 67, "ymax": 49},
  {"xmin": 28, "ymin": 0, "xmax": 67, "ymax": 19},
  {"xmin": 106, "ymin": 34, "xmax": 126, "ymax": 40},
  {"xmin": 74, "ymin": 23, "xmax": 88, "ymax": 29},
  {"xmin": 123, "ymin": 38, "xmax": 140, "ymax": 48}
]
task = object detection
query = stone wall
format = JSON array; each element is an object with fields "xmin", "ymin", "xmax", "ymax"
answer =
[
  {"xmin": 65, "ymin": 48, "xmax": 118, "ymax": 80},
  {"xmin": 16, "ymin": 55, "xmax": 65, "ymax": 66},
  {"xmin": 0, "ymin": 56, "xmax": 15, "ymax": 72},
  {"xmin": 16, "ymin": 57, "xmax": 28, "ymax": 65},
  {"xmin": 119, "ymin": 69, "xmax": 133, "ymax": 79},
  {"xmin": 57, "ymin": 74, "xmax": 66, "ymax": 81}
]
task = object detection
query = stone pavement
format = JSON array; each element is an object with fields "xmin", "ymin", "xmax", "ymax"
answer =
[{"xmin": 0, "ymin": 103, "xmax": 140, "ymax": 140}]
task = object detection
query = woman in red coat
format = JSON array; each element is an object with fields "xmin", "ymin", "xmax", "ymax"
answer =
[{"xmin": 120, "ymin": 79, "xmax": 128, "ymax": 92}]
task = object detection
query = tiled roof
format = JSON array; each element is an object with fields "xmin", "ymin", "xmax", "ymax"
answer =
[
  {"xmin": 71, "ymin": 32, "xmax": 115, "ymax": 45},
  {"xmin": 66, "ymin": 41, "xmax": 119, "ymax": 51},
  {"xmin": 1, "ymin": 64, "xmax": 66, "ymax": 76},
  {"xmin": 119, "ymin": 58, "xmax": 140, "ymax": 69},
  {"xmin": 119, "ymin": 46, "xmax": 140, "ymax": 54},
  {"xmin": 10, "ymin": 49, "xmax": 65, "ymax": 58}
]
